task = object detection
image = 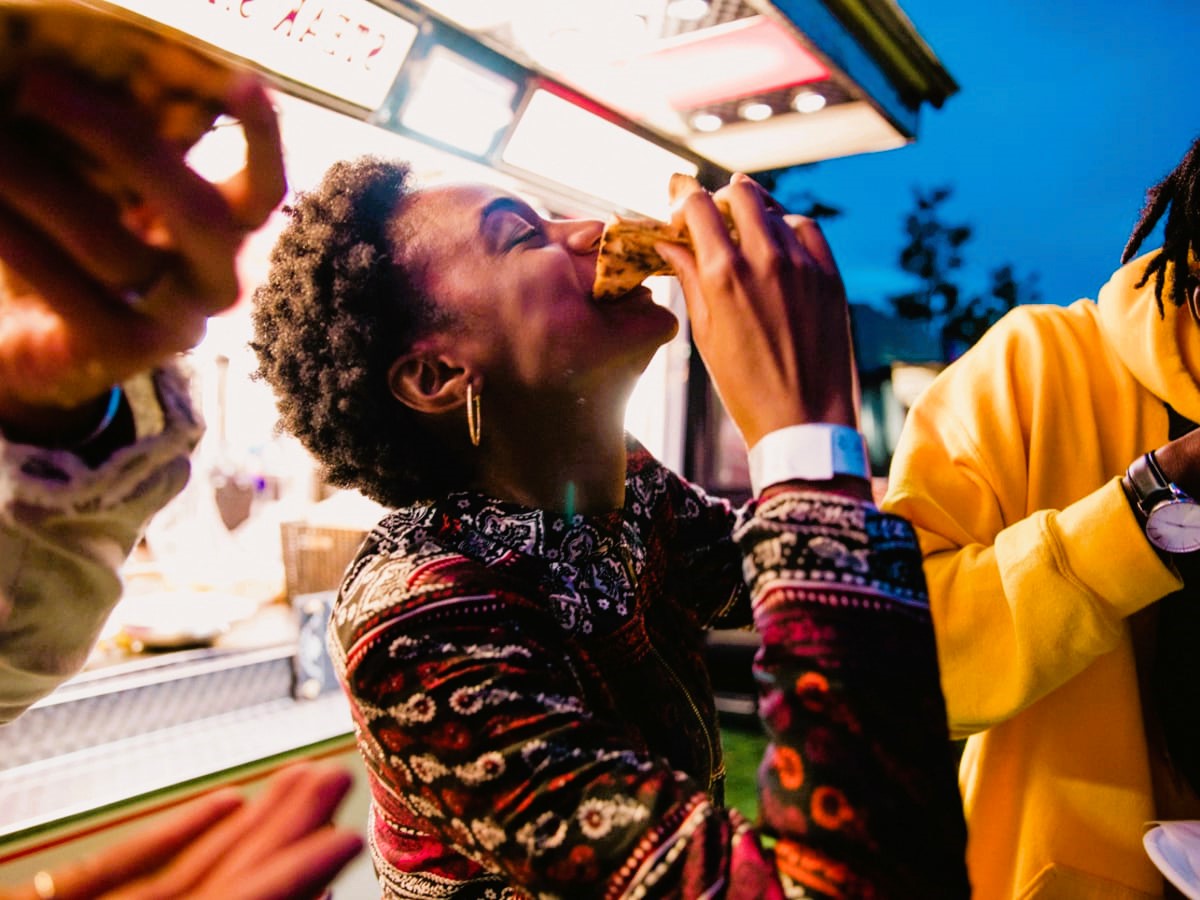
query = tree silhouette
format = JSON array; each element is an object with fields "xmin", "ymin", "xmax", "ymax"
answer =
[
  {"xmin": 889, "ymin": 186, "xmax": 1041, "ymax": 360},
  {"xmin": 942, "ymin": 264, "xmax": 1042, "ymax": 356}
]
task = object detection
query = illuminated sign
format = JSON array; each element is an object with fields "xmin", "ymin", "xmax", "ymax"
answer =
[{"xmin": 98, "ymin": 0, "xmax": 417, "ymax": 110}]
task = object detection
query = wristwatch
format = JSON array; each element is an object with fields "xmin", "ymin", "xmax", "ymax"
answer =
[{"xmin": 1125, "ymin": 451, "xmax": 1200, "ymax": 553}]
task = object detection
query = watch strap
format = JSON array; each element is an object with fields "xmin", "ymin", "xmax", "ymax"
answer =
[
  {"xmin": 748, "ymin": 424, "xmax": 870, "ymax": 495},
  {"xmin": 1127, "ymin": 451, "xmax": 1174, "ymax": 514}
]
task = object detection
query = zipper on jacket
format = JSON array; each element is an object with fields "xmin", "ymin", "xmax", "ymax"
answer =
[
  {"xmin": 616, "ymin": 539, "xmax": 725, "ymax": 798},
  {"xmin": 647, "ymin": 640, "xmax": 724, "ymax": 796}
]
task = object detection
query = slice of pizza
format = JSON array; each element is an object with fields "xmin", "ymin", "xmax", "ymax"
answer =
[
  {"xmin": 591, "ymin": 215, "xmax": 688, "ymax": 301},
  {"xmin": 592, "ymin": 173, "xmax": 738, "ymax": 301}
]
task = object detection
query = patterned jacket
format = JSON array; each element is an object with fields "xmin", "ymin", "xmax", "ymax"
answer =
[{"xmin": 329, "ymin": 445, "xmax": 968, "ymax": 899}]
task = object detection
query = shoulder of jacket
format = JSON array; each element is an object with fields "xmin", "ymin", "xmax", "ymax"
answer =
[
  {"xmin": 983, "ymin": 299, "xmax": 1100, "ymax": 345},
  {"xmin": 942, "ymin": 300, "xmax": 1107, "ymax": 386},
  {"xmin": 331, "ymin": 525, "xmax": 548, "ymax": 650}
]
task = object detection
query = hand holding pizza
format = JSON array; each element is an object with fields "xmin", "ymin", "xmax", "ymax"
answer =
[
  {"xmin": 0, "ymin": 5, "xmax": 285, "ymax": 445},
  {"xmin": 656, "ymin": 174, "xmax": 858, "ymax": 450}
]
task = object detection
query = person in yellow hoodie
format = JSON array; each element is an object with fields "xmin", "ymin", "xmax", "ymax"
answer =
[{"xmin": 884, "ymin": 134, "xmax": 1200, "ymax": 899}]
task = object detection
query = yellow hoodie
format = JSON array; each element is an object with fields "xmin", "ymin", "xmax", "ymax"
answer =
[{"xmin": 884, "ymin": 252, "xmax": 1200, "ymax": 899}]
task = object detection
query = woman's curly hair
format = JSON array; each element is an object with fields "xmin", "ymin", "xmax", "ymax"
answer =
[
  {"xmin": 1123, "ymin": 134, "xmax": 1200, "ymax": 316},
  {"xmin": 250, "ymin": 156, "xmax": 461, "ymax": 508}
]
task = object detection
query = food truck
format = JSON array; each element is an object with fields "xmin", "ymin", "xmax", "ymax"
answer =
[{"xmin": 0, "ymin": 1, "xmax": 955, "ymax": 893}]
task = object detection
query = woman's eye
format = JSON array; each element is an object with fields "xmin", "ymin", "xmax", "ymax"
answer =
[{"xmin": 507, "ymin": 221, "xmax": 544, "ymax": 249}]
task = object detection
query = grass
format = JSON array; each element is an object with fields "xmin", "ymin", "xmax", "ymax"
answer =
[{"xmin": 720, "ymin": 722, "xmax": 768, "ymax": 820}]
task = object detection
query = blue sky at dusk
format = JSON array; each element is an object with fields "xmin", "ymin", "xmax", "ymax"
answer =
[{"xmin": 775, "ymin": 0, "xmax": 1200, "ymax": 311}]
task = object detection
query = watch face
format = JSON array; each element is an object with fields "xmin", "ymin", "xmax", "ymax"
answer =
[{"xmin": 1146, "ymin": 499, "xmax": 1200, "ymax": 553}]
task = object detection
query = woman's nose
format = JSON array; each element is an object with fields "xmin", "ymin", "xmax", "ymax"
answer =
[{"xmin": 564, "ymin": 218, "xmax": 603, "ymax": 254}]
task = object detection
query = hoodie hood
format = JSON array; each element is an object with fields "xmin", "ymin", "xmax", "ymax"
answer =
[{"xmin": 1097, "ymin": 250, "xmax": 1200, "ymax": 423}]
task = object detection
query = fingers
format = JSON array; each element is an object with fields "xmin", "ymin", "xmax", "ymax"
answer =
[
  {"xmin": 120, "ymin": 765, "xmax": 318, "ymax": 897},
  {"xmin": 0, "ymin": 201, "xmax": 203, "ymax": 409},
  {"xmin": 657, "ymin": 174, "xmax": 804, "ymax": 338},
  {"xmin": 786, "ymin": 214, "xmax": 839, "ymax": 278},
  {"xmin": 15, "ymin": 66, "xmax": 238, "ymax": 310},
  {"xmin": 653, "ymin": 238, "xmax": 706, "ymax": 335},
  {"xmin": 34, "ymin": 790, "xmax": 244, "ymax": 900},
  {"xmin": 678, "ymin": 185, "xmax": 740, "ymax": 262},
  {"xmin": 0, "ymin": 777, "xmax": 342, "ymax": 900},
  {"xmin": 723, "ymin": 173, "xmax": 840, "ymax": 280},
  {"xmin": 102, "ymin": 763, "xmax": 355, "ymax": 900},
  {"xmin": 216, "ymin": 76, "xmax": 287, "ymax": 230},
  {"xmin": 218, "ymin": 828, "xmax": 364, "ymax": 900},
  {"xmin": 729, "ymin": 172, "xmax": 783, "ymax": 209},
  {"xmin": 717, "ymin": 175, "xmax": 811, "ymax": 273},
  {"xmin": 0, "ymin": 202, "xmax": 153, "ymax": 376},
  {"xmin": 0, "ymin": 128, "xmax": 161, "ymax": 291},
  {"xmin": 13, "ymin": 64, "xmax": 283, "ymax": 319},
  {"xmin": 205, "ymin": 763, "xmax": 355, "ymax": 880},
  {"xmin": 657, "ymin": 172, "xmax": 858, "ymax": 443}
]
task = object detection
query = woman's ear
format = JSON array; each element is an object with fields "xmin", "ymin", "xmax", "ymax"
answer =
[{"xmin": 387, "ymin": 350, "xmax": 468, "ymax": 414}]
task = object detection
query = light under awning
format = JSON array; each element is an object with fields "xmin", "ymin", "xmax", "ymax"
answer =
[
  {"xmin": 501, "ymin": 87, "xmax": 699, "ymax": 219},
  {"xmin": 399, "ymin": 45, "xmax": 520, "ymax": 157}
]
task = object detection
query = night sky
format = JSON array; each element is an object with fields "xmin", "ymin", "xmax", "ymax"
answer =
[{"xmin": 775, "ymin": 0, "xmax": 1200, "ymax": 312}]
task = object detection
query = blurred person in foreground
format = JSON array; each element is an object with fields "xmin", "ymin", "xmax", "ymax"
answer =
[
  {"xmin": 0, "ymin": 59, "xmax": 279, "ymax": 721},
  {"xmin": 249, "ymin": 157, "xmax": 969, "ymax": 898},
  {"xmin": 0, "ymin": 58, "xmax": 361, "ymax": 899},
  {"xmin": 884, "ymin": 134, "xmax": 1200, "ymax": 898}
]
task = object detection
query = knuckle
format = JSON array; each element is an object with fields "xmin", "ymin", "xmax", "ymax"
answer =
[
  {"xmin": 681, "ymin": 190, "xmax": 709, "ymax": 216},
  {"xmin": 699, "ymin": 247, "xmax": 743, "ymax": 282}
]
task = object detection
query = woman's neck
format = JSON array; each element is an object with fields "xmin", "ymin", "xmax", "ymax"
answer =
[{"xmin": 469, "ymin": 395, "xmax": 629, "ymax": 515}]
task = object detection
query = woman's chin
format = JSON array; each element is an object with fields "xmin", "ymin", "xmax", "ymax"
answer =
[{"xmin": 618, "ymin": 286, "xmax": 680, "ymax": 341}]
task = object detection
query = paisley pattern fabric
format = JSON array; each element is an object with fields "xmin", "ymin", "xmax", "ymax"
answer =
[{"xmin": 329, "ymin": 444, "xmax": 968, "ymax": 899}]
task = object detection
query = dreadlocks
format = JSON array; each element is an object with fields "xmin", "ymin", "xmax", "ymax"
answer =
[{"xmin": 1122, "ymin": 135, "xmax": 1200, "ymax": 316}]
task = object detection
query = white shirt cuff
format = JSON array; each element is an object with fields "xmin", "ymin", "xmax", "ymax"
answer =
[{"xmin": 748, "ymin": 423, "xmax": 870, "ymax": 495}]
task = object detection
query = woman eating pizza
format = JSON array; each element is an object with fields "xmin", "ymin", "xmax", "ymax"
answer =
[{"xmin": 249, "ymin": 157, "xmax": 969, "ymax": 899}]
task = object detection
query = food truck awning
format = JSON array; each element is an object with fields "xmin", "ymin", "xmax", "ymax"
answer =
[
  {"xmin": 91, "ymin": 0, "xmax": 955, "ymax": 214},
  {"xmin": 412, "ymin": 0, "xmax": 958, "ymax": 174}
]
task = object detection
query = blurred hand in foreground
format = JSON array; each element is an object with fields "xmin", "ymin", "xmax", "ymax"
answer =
[
  {"xmin": 0, "ymin": 762, "xmax": 363, "ymax": 900},
  {"xmin": 0, "ymin": 60, "xmax": 285, "ymax": 439}
]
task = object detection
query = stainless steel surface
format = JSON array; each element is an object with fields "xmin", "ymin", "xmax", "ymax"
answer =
[{"xmin": 0, "ymin": 693, "xmax": 352, "ymax": 837}]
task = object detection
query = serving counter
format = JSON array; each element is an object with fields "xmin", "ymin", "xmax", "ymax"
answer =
[{"xmin": 0, "ymin": 586, "xmax": 377, "ymax": 895}]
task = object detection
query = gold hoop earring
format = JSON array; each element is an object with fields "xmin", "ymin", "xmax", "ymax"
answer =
[{"xmin": 466, "ymin": 383, "xmax": 482, "ymax": 447}]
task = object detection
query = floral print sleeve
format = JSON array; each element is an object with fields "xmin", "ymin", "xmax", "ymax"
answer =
[
  {"xmin": 330, "ymin": 487, "xmax": 968, "ymax": 899},
  {"xmin": 735, "ymin": 490, "xmax": 969, "ymax": 897}
]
